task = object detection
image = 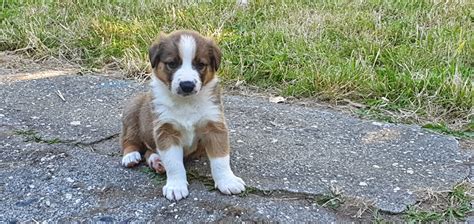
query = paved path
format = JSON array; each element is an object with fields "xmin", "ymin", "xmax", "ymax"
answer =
[{"xmin": 0, "ymin": 64, "xmax": 470, "ymax": 222}]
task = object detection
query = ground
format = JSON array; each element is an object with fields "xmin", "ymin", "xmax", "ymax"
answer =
[{"xmin": 0, "ymin": 53, "xmax": 472, "ymax": 222}]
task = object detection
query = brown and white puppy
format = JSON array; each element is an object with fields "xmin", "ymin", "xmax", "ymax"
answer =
[{"xmin": 120, "ymin": 30, "xmax": 245, "ymax": 201}]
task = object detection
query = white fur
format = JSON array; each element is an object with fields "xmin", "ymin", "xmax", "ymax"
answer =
[
  {"xmin": 121, "ymin": 151, "xmax": 141, "ymax": 167},
  {"xmin": 210, "ymin": 155, "xmax": 246, "ymax": 194},
  {"xmin": 159, "ymin": 145, "xmax": 188, "ymax": 201},
  {"xmin": 150, "ymin": 76, "xmax": 221, "ymax": 150},
  {"xmin": 172, "ymin": 35, "xmax": 201, "ymax": 95},
  {"xmin": 147, "ymin": 153, "xmax": 160, "ymax": 167}
]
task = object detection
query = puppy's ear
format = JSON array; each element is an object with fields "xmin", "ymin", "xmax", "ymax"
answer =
[
  {"xmin": 208, "ymin": 39, "xmax": 222, "ymax": 72},
  {"xmin": 149, "ymin": 32, "xmax": 167, "ymax": 68}
]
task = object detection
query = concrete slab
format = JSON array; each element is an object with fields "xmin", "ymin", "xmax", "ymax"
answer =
[
  {"xmin": 1, "ymin": 75, "xmax": 144, "ymax": 144},
  {"xmin": 0, "ymin": 130, "xmax": 342, "ymax": 222},
  {"xmin": 223, "ymin": 96, "xmax": 469, "ymax": 213},
  {"xmin": 0, "ymin": 74, "xmax": 469, "ymax": 218}
]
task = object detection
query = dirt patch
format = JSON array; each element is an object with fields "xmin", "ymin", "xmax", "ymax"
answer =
[
  {"xmin": 361, "ymin": 128, "xmax": 400, "ymax": 144},
  {"xmin": 0, "ymin": 52, "xmax": 77, "ymax": 75}
]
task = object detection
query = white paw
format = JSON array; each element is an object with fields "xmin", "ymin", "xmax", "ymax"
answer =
[
  {"xmin": 121, "ymin": 151, "xmax": 141, "ymax": 167},
  {"xmin": 215, "ymin": 175, "xmax": 246, "ymax": 195},
  {"xmin": 163, "ymin": 179, "xmax": 189, "ymax": 201}
]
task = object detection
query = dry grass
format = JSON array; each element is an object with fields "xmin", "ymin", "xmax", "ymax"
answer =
[{"xmin": 406, "ymin": 182, "xmax": 473, "ymax": 222}]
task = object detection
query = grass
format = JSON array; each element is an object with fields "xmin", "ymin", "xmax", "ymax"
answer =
[
  {"xmin": 423, "ymin": 122, "xmax": 474, "ymax": 139},
  {"xmin": 139, "ymin": 166, "xmax": 217, "ymax": 190},
  {"xmin": 405, "ymin": 182, "xmax": 473, "ymax": 222},
  {"xmin": 14, "ymin": 129, "xmax": 63, "ymax": 144},
  {"xmin": 139, "ymin": 166, "xmax": 167, "ymax": 184},
  {"xmin": 1, "ymin": 0, "xmax": 472, "ymax": 131}
]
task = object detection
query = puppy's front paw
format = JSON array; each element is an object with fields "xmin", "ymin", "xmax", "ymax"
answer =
[
  {"xmin": 122, "ymin": 151, "xmax": 141, "ymax": 167},
  {"xmin": 215, "ymin": 175, "xmax": 246, "ymax": 195},
  {"xmin": 163, "ymin": 180, "xmax": 189, "ymax": 201}
]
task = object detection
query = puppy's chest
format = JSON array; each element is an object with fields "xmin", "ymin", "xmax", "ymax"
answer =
[{"xmin": 156, "ymin": 101, "xmax": 221, "ymax": 148}]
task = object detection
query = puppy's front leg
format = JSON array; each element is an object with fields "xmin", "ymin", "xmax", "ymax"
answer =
[
  {"xmin": 202, "ymin": 121, "xmax": 245, "ymax": 194},
  {"xmin": 156, "ymin": 124, "xmax": 188, "ymax": 201},
  {"xmin": 159, "ymin": 146, "xmax": 188, "ymax": 201}
]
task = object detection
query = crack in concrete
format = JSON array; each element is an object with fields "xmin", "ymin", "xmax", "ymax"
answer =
[
  {"xmin": 12, "ymin": 128, "xmax": 119, "ymax": 147},
  {"xmin": 79, "ymin": 133, "xmax": 120, "ymax": 146}
]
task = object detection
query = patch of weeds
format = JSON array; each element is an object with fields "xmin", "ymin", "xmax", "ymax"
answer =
[
  {"xmin": 355, "ymin": 108, "xmax": 396, "ymax": 124},
  {"xmin": 187, "ymin": 170, "xmax": 216, "ymax": 191},
  {"xmin": 372, "ymin": 209, "xmax": 392, "ymax": 224},
  {"xmin": 314, "ymin": 185, "xmax": 344, "ymax": 209},
  {"xmin": 405, "ymin": 210, "xmax": 444, "ymax": 222},
  {"xmin": 14, "ymin": 129, "xmax": 63, "ymax": 144},
  {"xmin": 315, "ymin": 185, "xmax": 375, "ymax": 219},
  {"xmin": 238, "ymin": 186, "xmax": 267, "ymax": 197},
  {"xmin": 139, "ymin": 166, "xmax": 166, "ymax": 184},
  {"xmin": 405, "ymin": 182, "xmax": 473, "ymax": 222},
  {"xmin": 423, "ymin": 123, "xmax": 474, "ymax": 139}
]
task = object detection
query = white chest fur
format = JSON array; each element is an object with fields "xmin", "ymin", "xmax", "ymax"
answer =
[{"xmin": 150, "ymin": 76, "xmax": 221, "ymax": 148}]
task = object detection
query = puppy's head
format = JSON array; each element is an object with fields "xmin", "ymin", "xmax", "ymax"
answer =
[{"xmin": 149, "ymin": 30, "xmax": 221, "ymax": 97}]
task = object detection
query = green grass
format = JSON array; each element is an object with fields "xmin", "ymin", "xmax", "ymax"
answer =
[
  {"xmin": 139, "ymin": 166, "xmax": 167, "ymax": 184},
  {"xmin": 14, "ymin": 129, "xmax": 63, "ymax": 144},
  {"xmin": 1, "ymin": 0, "xmax": 472, "ymax": 130},
  {"xmin": 405, "ymin": 183, "xmax": 472, "ymax": 222},
  {"xmin": 423, "ymin": 122, "xmax": 474, "ymax": 139}
]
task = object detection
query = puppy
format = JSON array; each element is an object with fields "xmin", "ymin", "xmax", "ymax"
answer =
[{"xmin": 120, "ymin": 30, "xmax": 245, "ymax": 201}]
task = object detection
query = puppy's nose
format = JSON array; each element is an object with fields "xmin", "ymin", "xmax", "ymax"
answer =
[{"xmin": 179, "ymin": 81, "xmax": 196, "ymax": 93}]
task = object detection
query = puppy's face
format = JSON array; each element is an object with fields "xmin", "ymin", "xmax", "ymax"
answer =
[{"xmin": 149, "ymin": 30, "xmax": 221, "ymax": 97}]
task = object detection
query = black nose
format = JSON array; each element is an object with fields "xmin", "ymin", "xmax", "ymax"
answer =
[{"xmin": 179, "ymin": 81, "xmax": 196, "ymax": 93}]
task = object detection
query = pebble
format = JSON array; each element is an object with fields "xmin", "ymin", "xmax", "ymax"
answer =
[
  {"xmin": 65, "ymin": 193, "xmax": 72, "ymax": 200},
  {"xmin": 70, "ymin": 121, "xmax": 81, "ymax": 126}
]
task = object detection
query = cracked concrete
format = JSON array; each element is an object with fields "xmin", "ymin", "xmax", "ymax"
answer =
[{"xmin": 0, "ymin": 54, "xmax": 470, "ymax": 222}]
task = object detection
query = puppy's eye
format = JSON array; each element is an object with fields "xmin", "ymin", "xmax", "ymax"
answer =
[
  {"xmin": 195, "ymin": 63, "xmax": 207, "ymax": 70},
  {"xmin": 166, "ymin": 62, "xmax": 179, "ymax": 70}
]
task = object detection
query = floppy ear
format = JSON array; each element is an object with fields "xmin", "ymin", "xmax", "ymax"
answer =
[
  {"xmin": 208, "ymin": 39, "xmax": 222, "ymax": 72},
  {"xmin": 148, "ymin": 42, "xmax": 160, "ymax": 68},
  {"xmin": 148, "ymin": 33, "xmax": 167, "ymax": 68}
]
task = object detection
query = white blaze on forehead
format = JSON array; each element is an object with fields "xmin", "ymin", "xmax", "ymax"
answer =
[
  {"xmin": 178, "ymin": 35, "xmax": 197, "ymax": 68},
  {"xmin": 171, "ymin": 34, "xmax": 201, "ymax": 95}
]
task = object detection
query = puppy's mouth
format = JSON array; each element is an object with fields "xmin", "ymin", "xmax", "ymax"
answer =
[{"xmin": 176, "ymin": 89, "xmax": 198, "ymax": 97}]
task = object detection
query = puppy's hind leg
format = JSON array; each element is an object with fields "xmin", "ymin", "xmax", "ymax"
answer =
[
  {"xmin": 144, "ymin": 149, "xmax": 165, "ymax": 174},
  {"xmin": 121, "ymin": 145, "xmax": 142, "ymax": 167},
  {"xmin": 120, "ymin": 126, "xmax": 144, "ymax": 168}
]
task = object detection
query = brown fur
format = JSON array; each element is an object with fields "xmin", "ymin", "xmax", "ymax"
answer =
[
  {"xmin": 121, "ymin": 30, "xmax": 228, "ymax": 168},
  {"xmin": 155, "ymin": 123, "xmax": 182, "ymax": 150},
  {"xmin": 196, "ymin": 121, "xmax": 230, "ymax": 158}
]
